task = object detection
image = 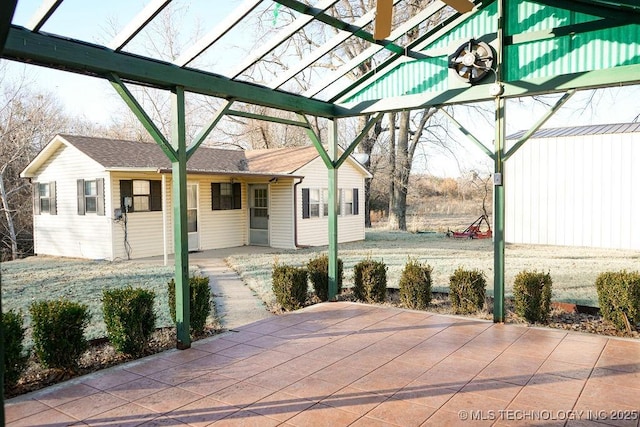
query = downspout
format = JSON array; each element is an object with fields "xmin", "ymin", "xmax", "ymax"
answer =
[
  {"xmin": 161, "ymin": 173, "xmax": 168, "ymax": 266},
  {"xmin": 293, "ymin": 177, "xmax": 305, "ymax": 248}
]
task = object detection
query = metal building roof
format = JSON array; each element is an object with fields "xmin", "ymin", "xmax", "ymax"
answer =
[{"xmin": 507, "ymin": 122, "xmax": 640, "ymax": 140}]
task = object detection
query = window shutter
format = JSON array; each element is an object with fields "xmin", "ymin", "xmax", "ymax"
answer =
[
  {"xmin": 302, "ymin": 188, "xmax": 310, "ymax": 219},
  {"xmin": 50, "ymin": 181, "xmax": 57, "ymax": 215},
  {"xmin": 353, "ymin": 188, "xmax": 359, "ymax": 215},
  {"xmin": 120, "ymin": 180, "xmax": 133, "ymax": 212},
  {"xmin": 232, "ymin": 182, "xmax": 241, "ymax": 209},
  {"xmin": 97, "ymin": 178, "xmax": 105, "ymax": 216},
  {"xmin": 150, "ymin": 180, "xmax": 162, "ymax": 211},
  {"xmin": 33, "ymin": 182, "xmax": 40, "ymax": 215},
  {"xmin": 77, "ymin": 179, "xmax": 85, "ymax": 215},
  {"xmin": 211, "ymin": 183, "xmax": 221, "ymax": 210}
]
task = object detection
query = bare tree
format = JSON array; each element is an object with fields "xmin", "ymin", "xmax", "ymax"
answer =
[{"xmin": 0, "ymin": 65, "xmax": 72, "ymax": 260}]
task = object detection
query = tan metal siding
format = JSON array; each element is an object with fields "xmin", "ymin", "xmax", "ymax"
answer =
[
  {"xmin": 32, "ymin": 144, "xmax": 112, "ymax": 259},
  {"xmin": 505, "ymin": 132, "xmax": 639, "ymax": 250}
]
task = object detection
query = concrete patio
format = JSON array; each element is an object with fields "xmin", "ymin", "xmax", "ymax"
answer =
[{"xmin": 6, "ymin": 302, "xmax": 640, "ymax": 426}]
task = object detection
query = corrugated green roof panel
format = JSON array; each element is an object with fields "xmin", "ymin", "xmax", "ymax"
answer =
[
  {"xmin": 344, "ymin": 0, "xmax": 640, "ymax": 103},
  {"xmin": 345, "ymin": 4, "xmax": 498, "ymax": 103},
  {"xmin": 346, "ymin": 58, "xmax": 449, "ymax": 103},
  {"xmin": 507, "ymin": 24, "xmax": 640, "ymax": 81}
]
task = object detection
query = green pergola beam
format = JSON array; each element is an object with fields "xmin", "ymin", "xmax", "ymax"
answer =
[
  {"xmin": 4, "ymin": 26, "xmax": 346, "ymax": 119},
  {"xmin": 504, "ymin": 89, "xmax": 576, "ymax": 161},
  {"xmin": 298, "ymin": 114, "xmax": 334, "ymax": 169},
  {"xmin": 335, "ymin": 113, "xmax": 383, "ymax": 169},
  {"xmin": 188, "ymin": 99, "xmax": 234, "ymax": 160},
  {"xmin": 340, "ymin": 64, "xmax": 640, "ymax": 115},
  {"xmin": 439, "ymin": 108, "xmax": 495, "ymax": 160},
  {"xmin": 227, "ymin": 109, "xmax": 312, "ymax": 128},
  {"xmin": 108, "ymin": 74, "xmax": 177, "ymax": 161}
]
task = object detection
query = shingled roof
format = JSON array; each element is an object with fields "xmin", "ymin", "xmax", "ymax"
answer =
[{"xmin": 35, "ymin": 135, "xmax": 321, "ymax": 176}]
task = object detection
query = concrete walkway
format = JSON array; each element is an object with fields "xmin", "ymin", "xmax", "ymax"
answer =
[
  {"xmin": 190, "ymin": 251, "xmax": 274, "ymax": 330},
  {"xmin": 186, "ymin": 247, "xmax": 277, "ymax": 330}
]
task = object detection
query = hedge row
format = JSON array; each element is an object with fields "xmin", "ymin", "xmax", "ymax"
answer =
[
  {"xmin": 272, "ymin": 256, "xmax": 640, "ymax": 334},
  {"xmin": 4, "ymin": 275, "xmax": 213, "ymax": 393}
]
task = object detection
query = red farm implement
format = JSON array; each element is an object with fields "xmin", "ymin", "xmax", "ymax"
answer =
[{"xmin": 446, "ymin": 214, "xmax": 492, "ymax": 239}]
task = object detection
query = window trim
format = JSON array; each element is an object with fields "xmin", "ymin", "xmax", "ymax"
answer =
[
  {"xmin": 77, "ymin": 178, "xmax": 104, "ymax": 216},
  {"xmin": 34, "ymin": 181, "xmax": 57, "ymax": 215},
  {"xmin": 211, "ymin": 182, "xmax": 241, "ymax": 210},
  {"xmin": 119, "ymin": 179, "xmax": 162, "ymax": 213}
]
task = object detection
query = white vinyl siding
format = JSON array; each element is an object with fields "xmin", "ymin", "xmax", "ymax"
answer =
[
  {"xmin": 31, "ymin": 143, "xmax": 112, "ymax": 260},
  {"xmin": 269, "ymin": 180, "xmax": 295, "ymax": 249},
  {"xmin": 111, "ymin": 172, "xmax": 168, "ymax": 260},
  {"xmin": 505, "ymin": 132, "xmax": 639, "ymax": 250},
  {"xmin": 199, "ymin": 178, "xmax": 246, "ymax": 249},
  {"xmin": 297, "ymin": 157, "xmax": 367, "ymax": 246}
]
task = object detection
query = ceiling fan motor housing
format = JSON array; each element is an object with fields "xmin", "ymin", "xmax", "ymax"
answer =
[{"xmin": 448, "ymin": 39, "xmax": 495, "ymax": 84}]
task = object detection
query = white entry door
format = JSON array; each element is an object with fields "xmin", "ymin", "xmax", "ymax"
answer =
[
  {"xmin": 187, "ymin": 182, "xmax": 199, "ymax": 251},
  {"xmin": 249, "ymin": 184, "xmax": 269, "ymax": 245}
]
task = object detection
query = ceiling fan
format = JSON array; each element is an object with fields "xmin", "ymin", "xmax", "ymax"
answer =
[{"xmin": 374, "ymin": 0, "xmax": 475, "ymax": 40}]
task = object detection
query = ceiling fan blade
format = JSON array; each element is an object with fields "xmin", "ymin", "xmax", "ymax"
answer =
[
  {"xmin": 441, "ymin": 0, "xmax": 474, "ymax": 13},
  {"xmin": 373, "ymin": 0, "xmax": 393, "ymax": 40}
]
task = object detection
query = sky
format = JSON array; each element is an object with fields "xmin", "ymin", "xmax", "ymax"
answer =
[{"xmin": 4, "ymin": 1, "xmax": 640, "ymax": 177}]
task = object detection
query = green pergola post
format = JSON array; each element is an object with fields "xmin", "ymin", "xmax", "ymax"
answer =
[
  {"xmin": 171, "ymin": 86, "xmax": 191, "ymax": 348},
  {"xmin": 493, "ymin": 97, "xmax": 506, "ymax": 323},
  {"xmin": 493, "ymin": 0, "xmax": 506, "ymax": 323},
  {"xmin": 327, "ymin": 119, "xmax": 339, "ymax": 300}
]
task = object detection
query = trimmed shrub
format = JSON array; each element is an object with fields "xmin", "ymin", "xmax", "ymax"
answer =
[
  {"xmin": 29, "ymin": 299, "xmax": 90, "ymax": 369},
  {"xmin": 353, "ymin": 259, "xmax": 387, "ymax": 303},
  {"xmin": 2, "ymin": 310, "xmax": 28, "ymax": 389},
  {"xmin": 513, "ymin": 270, "xmax": 553, "ymax": 323},
  {"xmin": 449, "ymin": 267, "xmax": 486, "ymax": 314},
  {"xmin": 103, "ymin": 287, "xmax": 156, "ymax": 356},
  {"xmin": 399, "ymin": 258, "xmax": 433, "ymax": 310},
  {"xmin": 595, "ymin": 270, "xmax": 640, "ymax": 332},
  {"xmin": 307, "ymin": 254, "xmax": 344, "ymax": 301},
  {"xmin": 168, "ymin": 276, "xmax": 212, "ymax": 335},
  {"xmin": 272, "ymin": 263, "xmax": 308, "ymax": 310}
]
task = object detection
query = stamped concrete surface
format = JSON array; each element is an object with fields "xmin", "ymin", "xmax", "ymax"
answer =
[{"xmin": 6, "ymin": 302, "xmax": 640, "ymax": 427}]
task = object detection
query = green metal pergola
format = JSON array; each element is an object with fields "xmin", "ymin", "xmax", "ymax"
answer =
[{"xmin": 1, "ymin": 0, "xmax": 640, "ymax": 417}]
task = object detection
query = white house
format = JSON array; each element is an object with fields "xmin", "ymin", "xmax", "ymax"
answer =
[
  {"xmin": 505, "ymin": 122, "xmax": 640, "ymax": 250},
  {"xmin": 21, "ymin": 134, "xmax": 371, "ymax": 260}
]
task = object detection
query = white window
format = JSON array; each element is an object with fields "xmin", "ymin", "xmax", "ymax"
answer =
[
  {"xmin": 133, "ymin": 180, "xmax": 150, "ymax": 212},
  {"xmin": 309, "ymin": 189, "xmax": 320, "ymax": 218},
  {"xmin": 343, "ymin": 188, "xmax": 354, "ymax": 215},
  {"xmin": 84, "ymin": 180, "xmax": 97, "ymax": 213},
  {"xmin": 38, "ymin": 183, "xmax": 51, "ymax": 213}
]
